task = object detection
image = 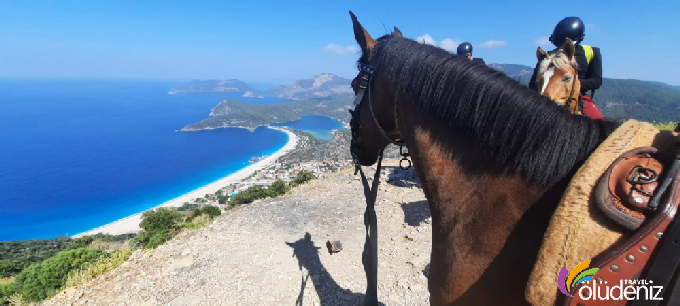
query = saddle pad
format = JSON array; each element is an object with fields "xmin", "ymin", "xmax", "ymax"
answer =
[{"xmin": 525, "ymin": 120, "xmax": 663, "ymax": 306}]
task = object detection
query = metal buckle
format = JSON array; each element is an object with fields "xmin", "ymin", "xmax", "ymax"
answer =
[{"xmin": 626, "ymin": 166, "xmax": 659, "ymax": 198}]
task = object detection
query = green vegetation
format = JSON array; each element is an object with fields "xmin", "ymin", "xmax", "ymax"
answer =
[
  {"xmin": 269, "ymin": 180, "xmax": 290, "ymax": 195},
  {"xmin": 654, "ymin": 122, "xmax": 678, "ymax": 131},
  {"xmin": 186, "ymin": 206, "xmax": 221, "ymax": 223},
  {"xmin": 177, "ymin": 203, "xmax": 200, "ymax": 212},
  {"xmin": 11, "ymin": 248, "xmax": 106, "ymax": 302},
  {"xmin": 596, "ymin": 79, "xmax": 680, "ymax": 123},
  {"xmin": 290, "ymin": 171, "xmax": 315, "ymax": 187},
  {"xmin": 63, "ymin": 248, "xmax": 133, "ymax": 289},
  {"xmin": 228, "ymin": 174, "xmax": 315, "ymax": 207},
  {"xmin": 492, "ymin": 64, "xmax": 680, "ymax": 123},
  {"xmin": 132, "ymin": 208, "xmax": 184, "ymax": 249},
  {"xmin": 181, "ymin": 94, "xmax": 353, "ymax": 131},
  {"xmin": 229, "ymin": 186, "xmax": 270, "ymax": 207},
  {"xmin": 0, "ymin": 234, "xmax": 134, "ymax": 279}
]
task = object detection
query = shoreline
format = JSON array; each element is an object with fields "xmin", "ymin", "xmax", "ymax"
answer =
[{"xmin": 72, "ymin": 126, "xmax": 298, "ymax": 238}]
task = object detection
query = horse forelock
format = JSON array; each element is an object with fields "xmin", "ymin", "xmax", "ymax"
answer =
[{"xmin": 538, "ymin": 49, "xmax": 578, "ymax": 75}]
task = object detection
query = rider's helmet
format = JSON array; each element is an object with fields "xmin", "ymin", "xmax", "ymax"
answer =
[
  {"xmin": 456, "ymin": 42, "xmax": 473, "ymax": 57},
  {"xmin": 549, "ymin": 17, "xmax": 585, "ymax": 48}
]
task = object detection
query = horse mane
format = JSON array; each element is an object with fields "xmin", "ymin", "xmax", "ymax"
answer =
[
  {"xmin": 538, "ymin": 48, "xmax": 579, "ymax": 75},
  {"xmin": 365, "ymin": 36, "xmax": 619, "ymax": 186}
]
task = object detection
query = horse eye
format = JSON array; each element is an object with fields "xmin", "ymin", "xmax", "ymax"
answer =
[{"xmin": 562, "ymin": 76, "xmax": 572, "ymax": 82}]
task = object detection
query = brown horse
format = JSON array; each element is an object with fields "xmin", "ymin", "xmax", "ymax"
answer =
[
  {"xmin": 534, "ymin": 38, "xmax": 583, "ymax": 115},
  {"xmin": 347, "ymin": 11, "xmax": 621, "ymax": 305}
]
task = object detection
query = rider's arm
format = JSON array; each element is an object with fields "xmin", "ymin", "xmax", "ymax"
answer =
[
  {"xmin": 581, "ymin": 47, "xmax": 602, "ymax": 91},
  {"xmin": 528, "ymin": 62, "xmax": 541, "ymax": 91}
]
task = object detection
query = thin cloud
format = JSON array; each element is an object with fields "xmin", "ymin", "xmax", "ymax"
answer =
[
  {"xmin": 321, "ymin": 43, "xmax": 358, "ymax": 55},
  {"xmin": 536, "ymin": 37, "xmax": 551, "ymax": 46},
  {"xmin": 479, "ymin": 40, "xmax": 507, "ymax": 48},
  {"xmin": 416, "ymin": 34, "xmax": 460, "ymax": 52}
]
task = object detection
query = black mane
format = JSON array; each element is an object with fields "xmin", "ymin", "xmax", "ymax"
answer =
[{"xmin": 366, "ymin": 36, "xmax": 620, "ymax": 186}]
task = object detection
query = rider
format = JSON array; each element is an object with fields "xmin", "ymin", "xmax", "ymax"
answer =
[
  {"xmin": 528, "ymin": 17, "xmax": 604, "ymax": 120},
  {"xmin": 456, "ymin": 42, "xmax": 486, "ymax": 65}
]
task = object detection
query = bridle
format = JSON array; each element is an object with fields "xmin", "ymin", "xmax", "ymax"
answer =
[
  {"xmin": 348, "ymin": 41, "xmax": 411, "ymax": 306},
  {"xmin": 541, "ymin": 60, "xmax": 585, "ymax": 116},
  {"xmin": 349, "ymin": 52, "xmax": 411, "ymax": 172},
  {"xmin": 565, "ymin": 64, "xmax": 585, "ymax": 115}
]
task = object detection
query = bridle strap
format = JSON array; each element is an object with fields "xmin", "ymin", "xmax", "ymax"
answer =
[
  {"xmin": 566, "ymin": 66, "xmax": 581, "ymax": 114},
  {"xmin": 366, "ymin": 82, "xmax": 406, "ymax": 147},
  {"xmin": 358, "ymin": 150, "xmax": 383, "ymax": 306}
]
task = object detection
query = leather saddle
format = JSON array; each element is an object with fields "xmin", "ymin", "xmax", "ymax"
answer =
[{"xmin": 562, "ymin": 141, "xmax": 680, "ymax": 305}]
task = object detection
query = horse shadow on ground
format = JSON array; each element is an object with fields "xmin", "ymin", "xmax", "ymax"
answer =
[
  {"xmin": 285, "ymin": 232, "xmax": 386, "ymax": 306},
  {"xmin": 379, "ymin": 165, "xmax": 431, "ymax": 226}
]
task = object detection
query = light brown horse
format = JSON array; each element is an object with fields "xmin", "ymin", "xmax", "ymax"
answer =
[
  {"xmin": 347, "ymin": 11, "xmax": 620, "ymax": 305},
  {"xmin": 534, "ymin": 38, "xmax": 583, "ymax": 115}
]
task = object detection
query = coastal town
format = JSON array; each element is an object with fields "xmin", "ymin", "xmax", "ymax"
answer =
[{"xmin": 192, "ymin": 158, "xmax": 355, "ymax": 210}]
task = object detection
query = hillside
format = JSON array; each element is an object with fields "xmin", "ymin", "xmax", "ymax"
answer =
[
  {"xmin": 169, "ymin": 79, "xmax": 263, "ymax": 95},
  {"xmin": 266, "ymin": 73, "xmax": 354, "ymax": 100},
  {"xmin": 43, "ymin": 161, "xmax": 432, "ymax": 306},
  {"xmin": 490, "ymin": 63, "xmax": 680, "ymax": 123},
  {"xmin": 280, "ymin": 129, "xmax": 402, "ymax": 164},
  {"xmin": 181, "ymin": 94, "xmax": 353, "ymax": 131}
]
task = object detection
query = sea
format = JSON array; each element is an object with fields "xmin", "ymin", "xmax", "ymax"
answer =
[{"xmin": 0, "ymin": 78, "xmax": 345, "ymax": 241}]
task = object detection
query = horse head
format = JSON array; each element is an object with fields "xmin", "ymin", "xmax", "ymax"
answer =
[
  {"xmin": 535, "ymin": 38, "xmax": 582, "ymax": 115},
  {"xmin": 348, "ymin": 11, "xmax": 405, "ymax": 167}
]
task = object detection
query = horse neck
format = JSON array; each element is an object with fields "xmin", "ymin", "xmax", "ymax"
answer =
[
  {"xmin": 393, "ymin": 93, "xmax": 550, "ymax": 226},
  {"xmin": 390, "ymin": 90, "xmax": 609, "ymax": 303}
]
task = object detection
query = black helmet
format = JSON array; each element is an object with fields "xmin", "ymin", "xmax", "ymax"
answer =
[
  {"xmin": 456, "ymin": 42, "xmax": 473, "ymax": 56},
  {"xmin": 549, "ymin": 17, "xmax": 585, "ymax": 48}
]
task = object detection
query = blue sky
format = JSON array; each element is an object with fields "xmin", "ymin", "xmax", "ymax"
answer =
[{"xmin": 1, "ymin": 0, "xmax": 679, "ymax": 86}]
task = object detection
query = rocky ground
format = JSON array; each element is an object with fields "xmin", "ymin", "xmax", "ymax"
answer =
[{"xmin": 43, "ymin": 159, "xmax": 432, "ymax": 306}]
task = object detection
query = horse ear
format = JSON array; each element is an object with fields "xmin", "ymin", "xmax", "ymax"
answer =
[
  {"xmin": 393, "ymin": 26, "xmax": 403, "ymax": 38},
  {"xmin": 537, "ymin": 47, "xmax": 549, "ymax": 62},
  {"xmin": 563, "ymin": 38, "xmax": 575, "ymax": 61},
  {"xmin": 349, "ymin": 11, "xmax": 377, "ymax": 53}
]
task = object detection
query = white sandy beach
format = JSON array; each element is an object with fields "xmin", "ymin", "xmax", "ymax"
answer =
[{"xmin": 73, "ymin": 126, "xmax": 298, "ymax": 238}]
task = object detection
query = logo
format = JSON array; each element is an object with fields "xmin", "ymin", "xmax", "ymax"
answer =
[
  {"xmin": 557, "ymin": 259, "xmax": 599, "ymax": 297},
  {"xmin": 556, "ymin": 259, "xmax": 664, "ymax": 301}
]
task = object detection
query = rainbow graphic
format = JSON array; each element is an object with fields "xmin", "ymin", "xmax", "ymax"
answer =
[{"xmin": 557, "ymin": 259, "xmax": 600, "ymax": 297}]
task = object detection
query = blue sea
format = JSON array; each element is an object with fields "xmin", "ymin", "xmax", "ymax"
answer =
[{"xmin": 0, "ymin": 78, "xmax": 345, "ymax": 241}]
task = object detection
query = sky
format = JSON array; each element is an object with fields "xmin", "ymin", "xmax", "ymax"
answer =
[{"xmin": 1, "ymin": 0, "xmax": 679, "ymax": 86}]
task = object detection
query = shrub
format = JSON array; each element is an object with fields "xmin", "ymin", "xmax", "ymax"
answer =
[
  {"xmin": 139, "ymin": 208, "xmax": 184, "ymax": 233},
  {"xmin": 13, "ymin": 248, "xmax": 106, "ymax": 302},
  {"xmin": 181, "ymin": 222, "xmax": 206, "ymax": 230},
  {"xmin": 145, "ymin": 231, "xmax": 173, "ymax": 249},
  {"xmin": 228, "ymin": 186, "xmax": 269, "ymax": 207},
  {"xmin": 0, "ymin": 281, "xmax": 18, "ymax": 305},
  {"xmin": 268, "ymin": 180, "xmax": 289, "ymax": 197},
  {"xmin": 200, "ymin": 206, "xmax": 221, "ymax": 218},
  {"xmin": 290, "ymin": 170, "xmax": 315, "ymax": 187},
  {"xmin": 64, "ymin": 248, "xmax": 133, "ymax": 288}
]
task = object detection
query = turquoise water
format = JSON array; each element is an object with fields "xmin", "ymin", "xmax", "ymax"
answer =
[
  {"xmin": 272, "ymin": 115, "xmax": 345, "ymax": 141},
  {"xmin": 0, "ymin": 78, "xmax": 345, "ymax": 241}
]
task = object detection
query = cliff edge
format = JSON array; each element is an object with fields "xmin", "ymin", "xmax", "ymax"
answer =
[{"xmin": 42, "ymin": 159, "xmax": 432, "ymax": 306}]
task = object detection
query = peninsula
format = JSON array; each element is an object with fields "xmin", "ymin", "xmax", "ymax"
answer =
[{"xmin": 181, "ymin": 94, "xmax": 353, "ymax": 131}]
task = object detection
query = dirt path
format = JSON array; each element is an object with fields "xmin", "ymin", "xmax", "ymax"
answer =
[{"xmin": 43, "ymin": 159, "xmax": 432, "ymax": 306}]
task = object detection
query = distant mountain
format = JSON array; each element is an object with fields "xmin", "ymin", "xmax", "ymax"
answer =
[
  {"xmin": 266, "ymin": 73, "xmax": 353, "ymax": 100},
  {"xmin": 646, "ymin": 81, "xmax": 680, "ymax": 91},
  {"xmin": 182, "ymin": 94, "xmax": 354, "ymax": 131},
  {"xmin": 489, "ymin": 63, "xmax": 680, "ymax": 123},
  {"xmin": 169, "ymin": 79, "xmax": 263, "ymax": 95},
  {"xmin": 488, "ymin": 63, "xmax": 534, "ymax": 84}
]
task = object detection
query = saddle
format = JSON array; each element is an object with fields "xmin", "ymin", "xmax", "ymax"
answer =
[
  {"xmin": 562, "ymin": 146, "xmax": 680, "ymax": 306},
  {"xmin": 526, "ymin": 120, "xmax": 680, "ymax": 306}
]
